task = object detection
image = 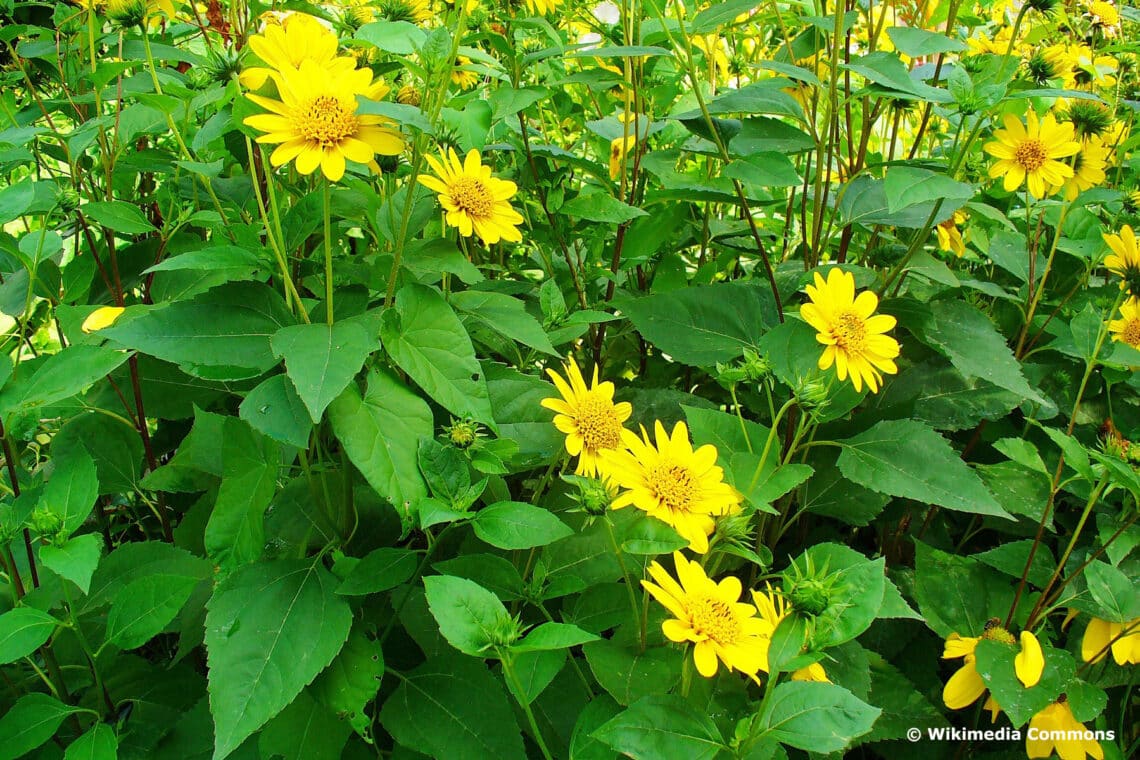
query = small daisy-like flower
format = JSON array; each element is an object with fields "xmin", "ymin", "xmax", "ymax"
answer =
[
  {"xmin": 243, "ymin": 60, "xmax": 404, "ymax": 182},
  {"xmin": 417, "ymin": 148, "xmax": 525, "ymax": 244},
  {"xmin": 451, "ymin": 56, "xmax": 479, "ymax": 89},
  {"xmin": 1027, "ymin": 698, "xmax": 1105, "ymax": 760},
  {"xmin": 1104, "ymin": 225, "xmax": 1140, "ymax": 296},
  {"xmin": 1081, "ymin": 616, "xmax": 1140, "ymax": 664},
  {"xmin": 936, "ymin": 210, "xmax": 968, "ymax": 257},
  {"xmin": 599, "ymin": 421, "xmax": 740, "ymax": 554},
  {"xmin": 1054, "ymin": 135, "xmax": 1109, "ymax": 201},
  {"xmin": 642, "ymin": 552, "xmax": 767, "ymax": 679},
  {"xmin": 540, "ymin": 359, "xmax": 632, "ymax": 477},
  {"xmin": 1085, "ymin": 1, "xmax": 1120, "ymax": 37},
  {"xmin": 943, "ymin": 621, "xmax": 1043, "ymax": 715},
  {"xmin": 984, "ymin": 111, "xmax": 1080, "ymax": 199},
  {"xmin": 800, "ymin": 268, "xmax": 900, "ymax": 393},
  {"xmin": 752, "ymin": 583, "xmax": 830, "ymax": 682},
  {"xmin": 82, "ymin": 306, "xmax": 126, "ymax": 333},
  {"xmin": 240, "ymin": 13, "xmax": 340, "ymax": 90}
]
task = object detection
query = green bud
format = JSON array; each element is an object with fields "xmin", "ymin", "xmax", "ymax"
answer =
[
  {"xmin": 54, "ymin": 185, "xmax": 81, "ymax": 214},
  {"xmin": 445, "ymin": 418, "xmax": 481, "ymax": 450},
  {"xmin": 29, "ymin": 508, "xmax": 63, "ymax": 539},
  {"xmin": 787, "ymin": 578, "xmax": 831, "ymax": 616},
  {"xmin": 794, "ymin": 378, "xmax": 830, "ymax": 411}
]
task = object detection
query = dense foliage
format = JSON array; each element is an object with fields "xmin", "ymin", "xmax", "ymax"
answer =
[{"xmin": 0, "ymin": 1, "xmax": 1138, "ymax": 759}]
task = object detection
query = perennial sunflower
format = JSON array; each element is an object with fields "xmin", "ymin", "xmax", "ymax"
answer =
[
  {"xmin": 984, "ymin": 111, "xmax": 1080, "ymax": 199},
  {"xmin": 1054, "ymin": 136, "xmax": 1108, "ymax": 200},
  {"xmin": 417, "ymin": 149, "xmax": 525, "ymax": 244},
  {"xmin": 800, "ymin": 268, "xmax": 900, "ymax": 393},
  {"xmin": 1108, "ymin": 299, "xmax": 1140, "ymax": 349},
  {"xmin": 1104, "ymin": 225, "xmax": 1140, "ymax": 296},
  {"xmin": 1027, "ymin": 699, "xmax": 1105, "ymax": 760},
  {"xmin": 1081, "ymin": 616, "xmax": 1140, "ymax": 665},
  {"xmin": 943, "ymin": 622, "xmax": 1044, "ymax": 715},
  {"xmin": 240, "ymin": 13, "xmax": 340, "ymax": 90},
  {"xmin": 451, "ymin": 56, "xmax": 479, "ymax": 89},
  {"xmin": 1086, "ymin": 1, "xmax": 1120, "ymax": 36},
  {"xmin": 642, "ymin": 552, "xmax": 767, "ymax": 679},
  {"xmin": 244, "ymin": 60, "xmax": 403, "ymax": 182},
  {"xmin": 752, "ymin": 583, "xmax": 829, "ymax": 682},
  {"xmin": 599, "ymin": 421, "xmax": 740, "ymax": 554},
  {"xmin": 936, "ymin": 211, "xmax": 967, "ymax": 257},
  {"xmin": 540, "ymin": 359, "xmax": 632, "ymax": 477},
  {"xmin": 523, "ymin": 0, "xmax": 563, "ymax": 14}
]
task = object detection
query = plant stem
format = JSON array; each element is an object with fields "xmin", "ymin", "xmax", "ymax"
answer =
[
  {"xmin": 501, "ymin": 652, "xmax": 554, "ymax": 760},
  {"xmin": 603, "ymin": 514, "xmax": 646, "ymax": 651},
  {"xmin": 323, "ymin": 180, "xmax": 334, "ymax": 325}
]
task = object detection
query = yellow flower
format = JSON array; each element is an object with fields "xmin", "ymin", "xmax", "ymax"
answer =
[
  {"xmin": 936, "ymin": 210, "xmax": 968, "ymax": 257},
  {"xmin": 346, "ymin": 0, "xmax": 432, "ymax": 24},
  {"xmin": 244, "ymin": 60, "xmax": 404, "ymax": 182},
  {"xmin": 540, "ymin": 359, "xmax": 632, "ymax": 477},
  {"xmin": 942, "ymin": 623, "xmax": 1044, "ymax": 713},
  {"xmin": 1081, "ymin": 616, "xmax": 1140, "ymax": 665},
  {"xmin": 984, "ymin": 111, "xmax": 1080, "ymax": 199},
  {"xmin": 451, "ymin": 56, "xmax": 479, "ymax": 90},
  {"xmin": 81, "ymin": 306, "xmax": 126, "ymax": 333},
  {"xmin": 608, "ymin": 135, "xmax": 636, "ymax": 180},
  {"xmin": 1026, "ymin": 699, "xmax": 1105, "ymax": 760},
  {"xmin": 523, "ymin": 0, "xmax": 563, "ymax": 14},
  {"xmin": 417, "ymin": 149, "xmax": 525, "ymax": 244},
  {"xmin": 1108, "ymin": 299, "xmax": 1140, "ymax": 350},
  {"xmin": 240, "ymin": 13, "xmax": 340, "ymax": 90},
  {"xmin": 800, "ymin": 268, "xmax": 900, "ymax": 393},
  {"xmin": 1052, "ymin": 135, "xmax": 1108, "ymax": 201},
  {"xmin": 1085, "ymin": 1, "xmax": 1120, "ymax": 37},
  {"xmin": 642, "ymin": 552, "xmax": 767, "ymax": 680},
  {"xmin": 599, "ymin": 421, "xmax": 740, "ymax": 554},
  {"xmin": 752, "ymin": 583, "xmax": 830, "ymax": 682},
  {"xmin": 1103, "ymin": 225, "xmax": 1140, "ymax": 296}
]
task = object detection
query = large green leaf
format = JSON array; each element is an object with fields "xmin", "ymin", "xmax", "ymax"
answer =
[
  {"xmin": 451, "ymin": 290, "xmax": 557, "ymax": 356},
  {"xmin": 258, "ymin": 691, "xmax": 351, "ymax": 760},
  {"xmin": 380, "ymin": 283, "xmax": 493, "ymax": 424},
  {"xmin": 592, "ymin": 695, "xmax": 726, "ymax": 760},
  {"xmin": 471, "ymin": 501, "xmax": 572, "ymax": 550},
  {"xmin": 0, "ymin": 607, "xmax": 57, "ymax": 664},
  {"xmin": 204, "ymin": 419, "xmax": 281, "ymax": 570},
  {"xmin": 271, "ymin": 322, "xmax": 375, "ymax": 424},
  {"xmin": 0, "ymin": 345, "xmax": 129, "ymax": 418},
  {"xmin": 623, "ymin": 281, "xmax": 779, "ymax": 366},
  {"xmin": 83, "ymin": 540, "xmax": 211, "ymax": 613},
  {"xmin": 107, "ymin": 572, "xmax": 201, "ymax": 650},
  {"xmin": 0, "ymin": 693, "xmax": 83, "ymax": 760},
  {"xmin": 974, "ymin": 640, "xmax": 1074, "ymax": 727},
  {"xmin": 310, "ymin": 626, "xmax": 385, "ymax": 737},
  {"xmin": 583, "ymin": 641, "xmax": 681, "ymax": 706},
  {"xmin": 755, "ymin": 681, "xmax": 880, "ymax": 753},
  {"xmin": 912, "ymin": 541, "xmax": 1015, "ymax": 637},
  {"xmin": 837, "ymin": 419, "xmax": 1011, "ymax": 519},
  {"xmin": 239, "ymin": 374, "xmax": 312, "ymax": 449},
  {"xmin": 63, "ymin": 722, "xmax": 118, "ymax": 760},
  {"xmin": 423, "ymin": 575, "xmax": 515, "ymax": 656},
  {"xmin": 328, "ymin": 369, "xmax": 431, "ymax": 512},
  {"xmin": 335, "ymin": 548, "xmax": 418, "ymax": 596},
  {"xmin": 39, "ymin": 534, "xmax": 103, "ymax": 594},
  {"xmin": 82, "ymin": 200, "xmax": 157, "ymax": 234},
  {"xmin": 205, "ymin": 559, "xmax": 353, "ymax": 760},
  {"xmin": 40, "ymin": 449, "xmax": 99, "ymax": 536},
  {"xmin": 379, "ymin": 655, "xmax": 525, "ymax": 760}
]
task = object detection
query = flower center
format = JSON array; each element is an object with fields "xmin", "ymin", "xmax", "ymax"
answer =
[
  {"xmin": 1014, "ymin": 139, "xmax": 1049, "ymax": 172},
  {"xmin": 982, "ymin": 620, "xmax": 1016, "ymax": 645},
  {"xmin": 1122, "ymin": 319, "xmax": 1140, "ymax": 347},
  {"xmin": 575, "ymin": 393, "xmax": 624, "ymax": 452},
  {"xmin": 449, "ymin": 176, "xmax": 494, "ymax": 218},
  {"xmin": 648, "ymin": 462, "xmax": 696, "ymax": 512},
  {"xmin": 297, "ymin": 96, "xmax": 358, "ymax": 148},
  {"xmin": 690, "ymin": 596, "xmax": 740, "ymax": 645},
  {"xmin": 833, "ymin": 312, "xmax": 867, "ymax": 352}
]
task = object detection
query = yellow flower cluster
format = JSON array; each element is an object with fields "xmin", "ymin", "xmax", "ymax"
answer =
[{"xmin": 241, "ymin": 13, "xmax": 404, "ymax": 182}]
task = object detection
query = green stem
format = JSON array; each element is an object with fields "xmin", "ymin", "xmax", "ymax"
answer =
[
  {"xmin": 603, "ymin": 514, "xmax": 646, "ymax": 651},
  {"xmin": 501, "ymin": 652, "xmax": 554, "ymax": 760},
  {"xmin": 323, "ymin": 180, "xmax": 334, "ymax": 325}
]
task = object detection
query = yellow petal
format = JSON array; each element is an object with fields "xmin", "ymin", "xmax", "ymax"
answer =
[
  {"xmin": 1015, "ymin": 631, "xmax": 1045, "ymax": 687},
  {"xmin": 81, "ymin": 306, "xmax": 126, "ymax": 333}
]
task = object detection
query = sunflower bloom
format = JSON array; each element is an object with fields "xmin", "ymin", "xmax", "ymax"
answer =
[
  {"xmin": 752, "ymin": 583, "xmax": 830, "ymax": 682},
  {"xmin": 243, "ymin": 60, "xmax": 403, "ymax": 182},
  {"xmin": 1086, "ymin": 1, "xmax": 1120, "ymax": 37},
  {"xmin": 942, "ymin": 622, "xmax": 1044, "ymax": 713},
  {"xmin": 523, "ymin": 0, "xmax": 563, "ymax": 14},
  {"xmin": 1081, "ymin": 617, "xmax": 1140, "ymax": 665},
  {"xmin": 240, "ymin": 13, "xmax": 340, "ymax": 90},
  {"xmin": 1108, "ymin": 299, "xmax": 1140, "ymax": 349},
  {"xmin": 1104, "ymin": 225, "xmax": 1140, "ymax": 296},
  {"xmin": 599, "ymin": 421, "xmax": 740, "ymax": 554},
  {"xmin": 540, "ymin": 359, "xmax": 632, "ymax": 477},
  {"xmin": 984, "ymin": 112, "xmax": 1080, "ymax": 199},
  {"xmin": 800, "ymin": 268, "xmax": 900, "ymax": 393},
  {"xmin": 1027, "ymin": 699, "xmax": 1105, "ymax": 760},
  {"xmin": 642, "ymin": 552, "xmax": 767, "ymax": 679},
  {"xmin": 1053, "ymin": 136, "xmax": 1109, "ymax": 201},
  {"xmin": 418, "ymin": 149, "xmax": 524, "ymax": 244},
  {"xmin": 451, "ymin": 56, "xmax": 479, "ymax": 89},
  {"xmin": 936, "ymin": 211, "xmax": 967, "ymax": 257}
]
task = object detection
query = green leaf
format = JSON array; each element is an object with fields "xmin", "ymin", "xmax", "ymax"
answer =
[
  {"xmin": 0, "ymin": 345, "xmax": 129, "ymax": 418},
  {"xmin": 328, "ymin": 369, "xmax": 431, "ymax": 511},
  {"xmin": 1069, "ymin": 303, "xmax": 1103, "ymax": 362},
  {"xmin": 756, "ymin": 681, "xmax": 880, "ymax": 753},
  {"xmin": 144, "ymin": 246, "xmax": 262, "ymax": 274},
  {"xmin": 885, "ymin": 26, "xmax": 967, "ymax": 57},
  {"xmin": 205, "ymin": 559, "xmax": 353, "ymax": 760},
  {"xmin": 423, "ymin": 575, "xmax": 515, "ymax": 656},
  {"xmin": 912, "ymin": 541, "xmax": 1014, "ymax": 637},
  {"xmin": 506, "ymin": 649, "xmax": 565, "ymax": 705},
  {"xmin": 620, "ymin": 516, "xmax": 688, "ymax": 555},
  {"xmin": 451, "ymin": 291, "xmax": 557, "ymax": 356},
  {"xmin": 39, "ymin": 534, "xmax": 103, "ymax": 594},
  {"xmin": 1084, "ymin": 561, "xmax": 1140, "ymax": 622},
  {"xmin": 106, "ymin": 572, "xmax": 200, "ymax": 650},
  {"xmin": 560, "ymin": 193, "xmax": 648, "ymax": 224},
  {"xmin": 204, "ymin": 419, "xmax": 281, "ymax": 570},
  {"xmin": 512, "ymin": 622, "xmax": 599, "ymax": 653},
  {"xmin": 83, "ymin": 540, "xmax": 211, "ymax": 613},
  {"xmin": 795, "ymin": 544, "xmax": 885, "ymax": 648},
  {"xmin": 837, "ymin": 419, "xmax": 1011, "ymax": 519},
  {"xmin": 842, "ymin": 52, "xmax": 952, "ymax": 102},
  {"xmin": 271, "ymin": 322, "xmax": 375, "ymax": 424},
  {"xmin": 592, "ymin": 695, "xmax": 725, "ymax": 760},
  {"xmin": 40, "ymin": 450, "xmax": 99, "ymax": 536},
  {"xmin": 355, "ymin": 21, "xmax": 426, "ymax": 54},
  {"xmin": 379, "ymin": 654, "xmax": 526, "ymax": 760},
  {"xmin": 690, "ymin": 0, "xmax": 762, "ymax": 32},
  {"xmin": 0, "ymin": 607, "xmax": 57, "ymax": 664},
  {"xmin": 471, "ymin": 502, "xmax": 572, "ymax": 550},
  {"xmin": 583, "ymin": 641, "xmax": 681, "ymax": 706},
  {"xmin": 0, "ymin": 693, "xmax": 83, "ymax": 760},
  {"xmin": 64, "ymin": 723, "xmax": 118, "ymax": 760},
  {"xmin": 258, "ymin": 691, "xmax": 351, "ymax": 760},
  {"xmin": 381, "ymin": 284, "xmax": 494, "ymax": 424},
  {"xmin": 0, "ymin": 178, "xmax": 35, "ymax": 225},
  {"xmin": 623, "ymin": 281, "xmax": 778, "ymax": 366},
  {"xmin": 310, "ymin": 626, "xmax": 385, "ymax": 737},
  {"xmin": 335, "ymin": 548, "xmax": 418, "ymax": 596},
  {"xmin": 82, "ymin": 200, "xmax": 157, "ymax": 234},
  {"xmin": 441, "ymin": 101, "xmax": 492, "ymax": 151},
  {"xmin": 974, "ymin": 540, "xmax": 1056, "ymax": 588},
  {"xmin": 239, "ymin": 374, "xmax": 312, "ymax": 449},
  {"xmin": 883, "ymin": 167, "xmax": 973, "ymax": 214},
  {"xmin": 974, "ymin": 640, "xmax": 1074, "ymax": 727},
  {"xmin": 723, "ymin": 154, "xmax": 802, "ymax": 188}
]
